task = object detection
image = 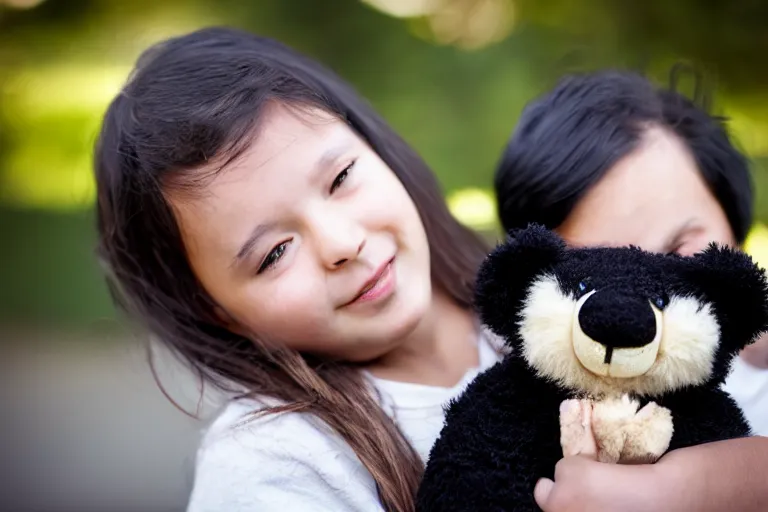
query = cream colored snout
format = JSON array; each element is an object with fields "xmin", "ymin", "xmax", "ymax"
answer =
[{"xmin": 572, "ymin": 290, "xmax": 663, "ymax": 378}]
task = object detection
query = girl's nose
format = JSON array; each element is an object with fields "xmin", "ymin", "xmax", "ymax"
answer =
[{"xmin": 309, "ymin": 211, "xmax": 366, "ymax": 269}]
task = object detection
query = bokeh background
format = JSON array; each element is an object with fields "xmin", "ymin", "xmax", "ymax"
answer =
[{"xmin": 1, "ymin": 1, "xmax": 768, "ymax": 511}]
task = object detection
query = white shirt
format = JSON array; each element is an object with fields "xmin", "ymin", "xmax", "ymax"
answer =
[
  {"xmin": 186, "ymin": 332, "xmax": 503, "ymax": 512},
  {"xmin": 186, "ymin": 333, "xmax": 766, "ymax": 512},
  {"xmin": 723, "ymin": 357, "xmax": 768, "ymax": 437}
]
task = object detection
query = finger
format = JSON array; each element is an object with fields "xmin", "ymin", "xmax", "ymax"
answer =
[
  {"xmin": 560, "ymin": 399, "xmax": 584, "ymax": 457},
  {"xmin": 578, "ymin": 400, "xmax": 598, "ymax": 459},
  {"xmin": 533, "ymin": 478, "xmax": 555, "ymax": 510}
]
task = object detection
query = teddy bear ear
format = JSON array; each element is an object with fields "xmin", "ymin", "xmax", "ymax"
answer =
[
  {"xmin": 676, "ymin": 243, "xmax": 768, "ymax": 354},
  {"xmin": 475, "ymin": 224, "xmax": 566, "ymax": 339}
]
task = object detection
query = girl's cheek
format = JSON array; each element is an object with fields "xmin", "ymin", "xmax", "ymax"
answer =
[
  {"xmin": 346, "ymin": 180, "xmax": 393, "ymax": 224},
  {"xmin": 243, "ymin": 280, "xmax": 326, "ymax": 340}
]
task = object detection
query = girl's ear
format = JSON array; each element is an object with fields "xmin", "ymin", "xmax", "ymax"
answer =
[{"xmin": 475, "ymin": 224, "xmax": 566, "ymax": 339}]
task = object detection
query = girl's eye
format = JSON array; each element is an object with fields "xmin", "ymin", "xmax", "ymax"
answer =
[
  {"xmin": 669, "ymin": 244, "xmax": 684, "ymax": 256},
  {"xmin": 258, "ymin": 241, "xmax": 289, "ymax": 274},
  {"xmin": 330, "ymin": 160, "xmax": 356, "ymax": 194}
]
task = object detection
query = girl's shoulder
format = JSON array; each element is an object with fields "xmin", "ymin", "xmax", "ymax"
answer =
[
  {"xmin": 188, "ymin": 397, "xmax": 381, "ymax": 511},
  {"xmin": 197, "ymin": 396, "xmax": 356, "ymax": 463},
  {"xmin": 723, "ymin": 357, "xmax": 768, "ymax": 436}
]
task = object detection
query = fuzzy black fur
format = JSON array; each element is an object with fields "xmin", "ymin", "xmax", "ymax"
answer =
[{"xmin": 416, "ymin": 225, "xmax": 768, "ymax": 511}]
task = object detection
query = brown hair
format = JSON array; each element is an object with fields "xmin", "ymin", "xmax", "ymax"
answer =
[{"xmin": 95, "ymin": 27, "xmax": 488, "ymax": 511}]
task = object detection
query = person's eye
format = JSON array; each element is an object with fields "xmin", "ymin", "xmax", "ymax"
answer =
[
  {"xmin": 668, "ymin": 242, "xmax": 689, "ymax": 256},
  {"xmin": 257, "ymin": 240, "xmax": 290, "ymax": 274},
  {"xmin": 330, "ymin": 160, "xmax": 356, "ymax": 194}
]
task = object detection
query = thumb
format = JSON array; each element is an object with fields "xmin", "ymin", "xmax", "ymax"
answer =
[{"xmin": 534, "ymin": 478, "xmax": 555, "ymax": 510}]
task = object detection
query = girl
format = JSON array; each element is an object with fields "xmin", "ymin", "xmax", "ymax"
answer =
[
  {"xmin": 95, "ymin": 26, "xmax": 493, "ymax": 512},
  {"xmin": 495, "ymin": 70, "xmax": 768, "ymax": 510}
]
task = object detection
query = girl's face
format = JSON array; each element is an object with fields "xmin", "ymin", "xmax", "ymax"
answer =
[
  {"xmin": 168, "ymin": 104, "xmax": 432, "ymax": 362},
  {"xmin": 556, "ymin": 126, "xmax": 736, "ymax": 255}
]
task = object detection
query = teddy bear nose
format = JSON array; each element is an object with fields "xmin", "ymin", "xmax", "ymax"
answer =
[{"xmin": 578, "ymin": 289, "xmax": 657, "ymax": 349}]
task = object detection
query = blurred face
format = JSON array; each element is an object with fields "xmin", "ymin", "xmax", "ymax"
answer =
[
  {"xmin": 557, "ymin": 126, "xmax": 736, "ymax": 255},
  {"xmin": 168, "ymin": 103, "xmax": 432, "ymax": 362}
]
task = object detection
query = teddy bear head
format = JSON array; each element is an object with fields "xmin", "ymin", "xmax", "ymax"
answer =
[{"xmin": 476, "ymin": 224, "xmax": 768, "ymax": 397}]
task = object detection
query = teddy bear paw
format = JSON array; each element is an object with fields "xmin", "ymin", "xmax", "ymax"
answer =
[
  {"xmin": 559, "ymin": 399, "xmax": 597, "ymax": 457},
  {"xmin": 620, "ymin": 401, "xmax": 674, "ymax": 464},
  {"xmin": 591, "ymin": 395, "xmax": 640, "ymax": 463}
]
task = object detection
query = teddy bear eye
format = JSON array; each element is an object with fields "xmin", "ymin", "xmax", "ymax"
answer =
[
  {"xmin": 577, "ymin": 279, "xmax": 592, "ymax": 295},
  {"xmin": 654, "ymin": 293, "xmax": 669, "ymax": 309}
]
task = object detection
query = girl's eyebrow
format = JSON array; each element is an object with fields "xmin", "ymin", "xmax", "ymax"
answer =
[
  {"xmin": 311, "ymin": 141, "xmax": 354, "ymax": 183},
  {"xmin": 233, "ymin": 221, "xmax": 278, "ymax": 268}
]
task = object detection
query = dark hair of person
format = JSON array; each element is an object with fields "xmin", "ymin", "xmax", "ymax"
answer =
[{"xmin": 495, "ymin": 70, "xmax": 753, "ymax": 243}]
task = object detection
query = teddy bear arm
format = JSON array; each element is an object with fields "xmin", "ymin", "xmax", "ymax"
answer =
[
  {"xmin": 659, "ymin": 387, "xmax": 752, "ymax": 451},
  {"xmin": 417, "ymin": 418, "xmax": 559, "ymax": 512},
  {"xmin": 417, "ymin": 361, "xmax": 565, "ymax": 511}
]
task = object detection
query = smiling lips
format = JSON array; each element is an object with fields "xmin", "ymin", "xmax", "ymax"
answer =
[{"xmin": 346, "ymin": 257, "xmax": 396, "ymax": 306}]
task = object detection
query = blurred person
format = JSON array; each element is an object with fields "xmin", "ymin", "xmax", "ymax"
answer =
[{"xmin": 495, "ymin": 70, "xmax": 768, "ymax": 511}]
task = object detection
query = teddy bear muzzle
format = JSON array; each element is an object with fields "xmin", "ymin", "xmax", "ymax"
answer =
[{"xmin": 572, "ymin": 288, "xmax": 664, "ymax": 378}]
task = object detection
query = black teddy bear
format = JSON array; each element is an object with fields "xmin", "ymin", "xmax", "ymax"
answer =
[{"xmin": 417, "ymin": 225, "xmax": 768, "ymax": 511}]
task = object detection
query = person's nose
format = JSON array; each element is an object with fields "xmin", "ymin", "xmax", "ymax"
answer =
[{"xmin": 309, "ymin": 209, "xmax": 366, "ymax": 269}]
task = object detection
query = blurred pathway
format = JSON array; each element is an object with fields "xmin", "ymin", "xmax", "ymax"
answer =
[{"xmin": 0, "ymin": 331, "xmax": 225, "ymax": 512}]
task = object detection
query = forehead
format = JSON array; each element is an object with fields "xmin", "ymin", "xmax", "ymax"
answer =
[
  {"xmin": 223, "ymin": 104, "xmax": 350, "ymax": 186},
  {"xmin": 557, "ymin": 126, "xmax": 725, "ymax": 248},
  {"xmin": 247, "ymin": 104, "xmax": 347, "ymax": 163},
  {"xmin": 175, "ymin": 105, "xmax": 352, "ymax": 205}
]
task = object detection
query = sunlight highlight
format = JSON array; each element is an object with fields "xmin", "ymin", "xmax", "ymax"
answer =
[
  {"xmin": 362, "ymin": 0, "xmax": 440, "ymax": 17},
  {"xmin": 1, "ymin": 144, "xmax": 96, "ymax": 211},
  {"xmin": 4, "ymin": 65, "xmax": 131, "ymax": 116},
  {"xmin": 0, "ymin": 64, "xmax": 130, "ymax": 211},
  {"xmin": 428, "ymin": 0, "xmax": 516, "ymax": 50},
  {"xmin": 1, "ymin": 0, "xmax": 46, "ymax": 9},
  {"xmin": 447, "ymin": 187, "xmax": 498, "ymax": 231},
  {"xmin": 362, "ymin": 0, "xmax": 516, "ymax": 50},
  {"xmin": 728, "ymin": 108, "xmax": 768, "ymax": 157},
  {"xmin": 744, "ymin": 223, "xmax": 768, "ymax": 272}
]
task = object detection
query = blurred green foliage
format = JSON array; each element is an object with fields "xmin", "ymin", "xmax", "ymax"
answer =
[{"xmin": 1, "ymin": 0, "xmax": 767, "ymax": 328}]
